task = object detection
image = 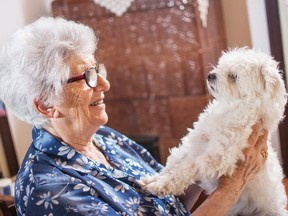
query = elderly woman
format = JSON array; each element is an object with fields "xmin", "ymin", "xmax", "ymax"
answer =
[{"xmin": 0, "ymin": 17, "xmax": 267, "ymax": 215}]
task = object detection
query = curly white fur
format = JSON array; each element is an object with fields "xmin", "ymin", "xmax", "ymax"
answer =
[{"xmin": 140, "ymin": 48, "xmax": 288, "ymax": 215}]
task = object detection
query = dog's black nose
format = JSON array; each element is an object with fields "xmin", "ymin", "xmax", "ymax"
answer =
[{"xmin": 207, "ymin": 73, "xmax": 216, "ymax": 81}]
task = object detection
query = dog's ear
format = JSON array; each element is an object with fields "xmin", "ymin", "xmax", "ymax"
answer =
[
  {"xmin": 260, "ymin": 64, "xmax": 287, "ymax": 130},
  {"xmin": 262, "ymin": 64, "xmax": 287, "ymax": 111}
]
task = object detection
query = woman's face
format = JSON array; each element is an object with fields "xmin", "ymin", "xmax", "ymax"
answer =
[{"xmin": 55, "ymin": 54, "xmax": 110, "ymax": 134}]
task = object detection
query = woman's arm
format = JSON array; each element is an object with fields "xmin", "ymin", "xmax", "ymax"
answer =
[{"xmin": 190, "ymin": 121, "xmax": 268, "ymax": 215}]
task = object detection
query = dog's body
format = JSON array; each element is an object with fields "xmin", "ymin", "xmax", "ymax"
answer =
[{"xmin": 140, "ymin": 48, "xmax": 288, "ymax": 215}]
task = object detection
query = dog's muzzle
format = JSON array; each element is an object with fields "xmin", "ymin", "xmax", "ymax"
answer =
[
  {"xmin": 207, "ymin": 73, "xmax": 217, "ymax": 92},
  {"xmin": 207, "ymin": 73, "xmax": 217, "ymax": 82}
]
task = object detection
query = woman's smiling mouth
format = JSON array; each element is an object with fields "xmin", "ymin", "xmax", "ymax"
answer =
[{"xmin": 89, "ymin": 99, "xmax": 104, "ymax": 106}]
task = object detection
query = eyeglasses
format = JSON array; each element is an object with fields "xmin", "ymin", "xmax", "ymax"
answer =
[{"xmin": 66, "ymin": 64, "xmax": 107, "ymax": 88}]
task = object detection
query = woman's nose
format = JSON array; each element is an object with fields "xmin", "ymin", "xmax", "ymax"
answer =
[{"xmin": 94, "ymin": 74, "xmax": 110, "ymax": 92}]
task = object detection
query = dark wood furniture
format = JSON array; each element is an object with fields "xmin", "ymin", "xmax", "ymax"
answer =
[
  {"xmin": 0, "ymin": 195, "xmax": 16, "ymax": 216},
  {"xmin": 0, "ymin": 116, "xmax": 19, "ymax": 176}
]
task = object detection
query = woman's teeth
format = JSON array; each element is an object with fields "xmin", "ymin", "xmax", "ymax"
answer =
[{"xmin": 90, "ymin": 100, "xmax": 103, "ymax": 106}]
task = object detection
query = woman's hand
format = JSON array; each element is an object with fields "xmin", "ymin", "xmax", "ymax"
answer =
[
  {"xmin": 218, "ymin": 120, "xmax": 268, "ymax": 197},
  {"xmin": 192, "ymin": 121, "xmax": 268, "ymax": 215}
]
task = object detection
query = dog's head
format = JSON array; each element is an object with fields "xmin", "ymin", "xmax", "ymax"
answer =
[{"xmin": 207, "ymin": 47, "xmax": 287, "ymax": 126}]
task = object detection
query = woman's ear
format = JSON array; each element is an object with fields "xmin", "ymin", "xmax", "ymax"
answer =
[{"xmin": 33, "ymin": 99, "xmax": 60, "ymax": 118}]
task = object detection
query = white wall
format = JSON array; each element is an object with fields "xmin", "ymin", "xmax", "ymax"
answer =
[
  {"xmin": 278, "ymin": 0, "xmax": 288, "ymax": 85},
  {"xmin": 0, "ymin": 1, "xmax": 24, "ymax": 46},
  {"xmin": 246, "ymin": 0, "xmax": 271, "ymax": 53},
  {"xmin": 0, "ymin": 0, "xmax": 52, "ymax": 170},
  {"xmin": 0, "ymin": 0, "xmax": 52, "ymax": 46}
]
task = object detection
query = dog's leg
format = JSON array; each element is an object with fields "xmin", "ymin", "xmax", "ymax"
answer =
[
  {"xmin": 139, "ymin": 146, "xmax": 237, "ymax": 196},
  {"xmin": 139, "ymin": 159, "xmax": 198, "ymax": 196}
]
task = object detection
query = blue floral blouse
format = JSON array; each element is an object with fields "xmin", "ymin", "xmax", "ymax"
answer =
[{"xmin": 14, "ymin": 126, "xmax": 189, "ymax": 216}]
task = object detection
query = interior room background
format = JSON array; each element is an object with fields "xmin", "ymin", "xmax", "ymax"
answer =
[{"xmin": 0, "ymin": 0, "xmax": 287, "ymax": 178}]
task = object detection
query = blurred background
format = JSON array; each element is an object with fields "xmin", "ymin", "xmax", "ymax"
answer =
[{"xmin": 0, "ymin": 0, "xmax": 288, "ymax": 180}]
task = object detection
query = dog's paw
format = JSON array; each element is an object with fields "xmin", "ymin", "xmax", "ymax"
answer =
[{"xmin": 138, "ymin": 173, "xmax": 180, "ymax": 196}]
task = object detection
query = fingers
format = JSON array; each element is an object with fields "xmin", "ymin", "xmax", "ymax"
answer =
[
  {"xmin": 236, "ymin": 146, "xmax": 266, "ymax": 184},
  {"xmin": 246, "ymin": 145, "xmax": 267, "ymax": 180},
  {"xmin": 244, "ymin": 130, "xmax": 268, "ymax": 163},
  {"xmin": 221, "ymin": 120, "xmax": 268, "ymax": 193},
  {"xmin": 254, "ymin": 129, "xmax": 268, "ymax": 150},
  {"xmin": 247, "ymin": 120, "xmax": 263, "ymax": 146},
  {"xmin": 260, "ymin": 150, "xmax": 268, "ymax": 160},
  {"xmin": 248, "ymin": 120, "xmax": 268, "ymax": 154}
]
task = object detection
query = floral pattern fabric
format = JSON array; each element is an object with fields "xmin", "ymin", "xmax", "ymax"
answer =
[{"xmin": 15, "ymin": 126, "xmax": 189, "ymax": 216}]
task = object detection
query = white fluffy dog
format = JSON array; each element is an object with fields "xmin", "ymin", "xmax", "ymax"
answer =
[{"xmin": 140, "ymin": 48, "xmax": 288, "ymax": 215}]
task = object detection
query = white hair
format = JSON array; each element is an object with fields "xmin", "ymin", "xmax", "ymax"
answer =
[{"xmin": 0, "ymin": 17, "xmax": 97, "ymax": 128}]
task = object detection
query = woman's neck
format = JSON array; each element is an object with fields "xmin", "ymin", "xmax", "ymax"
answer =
[
  {"xmin": 43, "ymin": 124, "xmax": 112, "ymax": 166},
  {"xmin": 43, "ymin": 124, "xmax": 93, "ymax": 150}
]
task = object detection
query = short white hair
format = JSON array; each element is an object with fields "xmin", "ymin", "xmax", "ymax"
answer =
[{"xmin": 0, "ymin": 17, "xmax": 97, "ymax": 128}]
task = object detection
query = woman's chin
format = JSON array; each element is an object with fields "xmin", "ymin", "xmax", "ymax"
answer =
[
  {"xmin": 94, "ymin": 112, "xmax": 108, "ymax": 126},
  {"xmin": 100, "ymin": 115, "xmax": 108, "ymax": 126}
]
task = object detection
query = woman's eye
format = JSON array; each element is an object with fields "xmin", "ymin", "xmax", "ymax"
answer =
[{"xmin": 228, "ymin": 74, "xmax": 237, "ymax": 81}]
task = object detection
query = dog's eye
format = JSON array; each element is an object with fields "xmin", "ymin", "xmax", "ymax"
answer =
[{"xmin": 228, "ymin": 74, "xmax": 238, "ymax": 81}]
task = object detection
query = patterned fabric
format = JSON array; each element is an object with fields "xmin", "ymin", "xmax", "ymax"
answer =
[{"xmin": 15, "ymin": 126, "xmax": 189, "ymax": 216}]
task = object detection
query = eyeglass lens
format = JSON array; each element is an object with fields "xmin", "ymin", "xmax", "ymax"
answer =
[{"xmin": 86, "ymin": 64, "xmax": 107, "ymax": 88}]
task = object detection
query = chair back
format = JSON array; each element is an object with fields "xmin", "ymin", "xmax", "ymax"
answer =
[{"xmin": 0, "ymin": 199, "xmax": 16, "ymax": 216}]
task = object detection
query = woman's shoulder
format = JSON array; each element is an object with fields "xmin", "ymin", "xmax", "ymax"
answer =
[
  {"xmin": 96, "ymin": 126, "xmax": 137, "ymax": 149},
  {"xmin": 96, "ymin": 125, "xmax": 163, "ymax": 172},
  {"xmin": 96, "ymin": 125, "xmax": 125, "ymax": 137},
  {"xmin": 96, "ymin": 125, "xmax": 144, "ymax": 152}
]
